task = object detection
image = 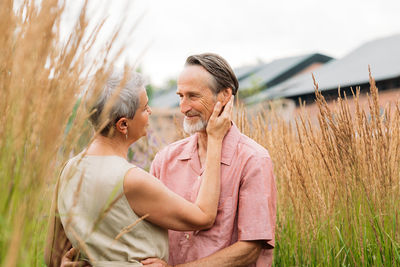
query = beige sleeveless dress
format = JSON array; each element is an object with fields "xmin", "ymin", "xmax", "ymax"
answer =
[{"xmin": 58, "ymin": 154, "xmax": 169, "ymax": 267}]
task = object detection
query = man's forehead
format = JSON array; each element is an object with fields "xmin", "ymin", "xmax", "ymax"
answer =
[
  {"xmin": 178, "ymin": 65, "xmax": 213, "ymax": 83},
  {"xmin": 177, "ymin": 67, "xmax": 214, "ymax": 94},
  {"xmin": 176, "ymin": 85, "xmax": 212, "ymax": 95}
]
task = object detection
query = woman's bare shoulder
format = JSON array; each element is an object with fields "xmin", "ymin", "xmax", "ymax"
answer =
[{"xmin": 123, "ymin": 167, "xmax": 163, "ymax": 194}]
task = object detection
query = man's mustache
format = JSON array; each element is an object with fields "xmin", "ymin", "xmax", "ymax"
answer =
[{"xmin": 185, "ymin": 111, "xmax": 202, "ymax": 117}]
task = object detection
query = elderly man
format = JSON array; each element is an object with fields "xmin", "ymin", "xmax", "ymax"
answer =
[
  {"xmin": 142, "ymin": 53, "xmax": 276, "ymax": 267},
  {"xmin": 54, "ymin": 53, "xmax": 276, "ymax": 267}
]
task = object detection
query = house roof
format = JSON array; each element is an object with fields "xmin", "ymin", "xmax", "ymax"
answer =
[
  {"xmin": 246, "ymin": 34, "xmax": 400, "ymax": 104},
  {"xmin": 237, "ymin": 53, "xmax": 332, "ymax": 91},
  {"xmin": 150, "ymin": 87, "xmax": 179, "ymax": 108},
  {"xmin": 234, "ymin": 64, "xmax": 264, "ymax": 80}
]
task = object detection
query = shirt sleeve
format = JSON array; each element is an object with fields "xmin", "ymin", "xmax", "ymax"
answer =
[
  {"xmin": 150, "ymin": 152, "xmax": 161, "ymax": 179},
  {"xmin": 237, "ymin": 155, "xmax": 276, "ymax": 248}
]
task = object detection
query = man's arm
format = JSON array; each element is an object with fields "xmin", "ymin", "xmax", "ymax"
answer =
[
  {"xmin": 142, "ymin": 240, "xmax": 265, "ymax": 267},
  {"xmin": 44, "ymin": 178, "xmax": 73, "ymax": 266},
  {"xmin": 178, "ymin": 240, "xmax": 264, "ymax": 267},
  {"xmin": 44, "ymin": 208, "xmax": 73, "ymax": 266},
  {"xmin": 60, "ymin": 248, "xmax": 90, "ymax": 267}
]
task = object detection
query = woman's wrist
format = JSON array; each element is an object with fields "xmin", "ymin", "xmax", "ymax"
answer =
[
  {"xmin": 207, "ymin": 140, "xmax": 223, "ymax": 151},
  {"xmin": 207, "ymin": 134, "xmax": 225, "ymax": 143}
]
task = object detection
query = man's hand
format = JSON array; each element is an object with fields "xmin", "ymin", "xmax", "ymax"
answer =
[
  {"xmin": 168, "ymin": 240, "xmax": 264, "ymax": 267},
  {"xmin": 61, "ymin": 247, "xmax": 91, "ymax": 267},
  {"xmin": 141, "ymin": 258, "xmax": 172, "ymax": 267}
]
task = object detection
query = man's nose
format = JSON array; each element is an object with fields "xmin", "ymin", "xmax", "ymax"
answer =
[{"xmin": 180, "ymin": 97, "xmax": 191, "ymax": 114}]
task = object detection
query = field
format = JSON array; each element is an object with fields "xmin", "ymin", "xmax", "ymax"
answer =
[
  {"xmin": 1, "ymin": 0, "xmax": 399, "ymax": 266},
  {"xmin": 234, "ymin": 78, "xmax": 400, "ymax": 266}
]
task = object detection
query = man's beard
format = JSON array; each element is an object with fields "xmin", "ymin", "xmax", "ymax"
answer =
[{"xmin": 183, "ymin": 113, "xmax": 207, "ymax": 135}]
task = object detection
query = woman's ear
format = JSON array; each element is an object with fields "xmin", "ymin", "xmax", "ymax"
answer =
[
  {"xmin": 217, "ymin": 88, "xmax": 233, "ymax": 106},
  {"xmin": 115, "ymin": 118, "xmax": 128, "ymax": 135}
]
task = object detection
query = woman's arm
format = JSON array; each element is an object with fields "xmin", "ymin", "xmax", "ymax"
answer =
[{"xmin": 124, "ymin": 98, "xmax": 233, "ymax": 231}]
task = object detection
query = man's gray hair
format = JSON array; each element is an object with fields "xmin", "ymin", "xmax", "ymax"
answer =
[{"xmin": 89, "ymin": 71, "xmax": 146, "ymax": 136}]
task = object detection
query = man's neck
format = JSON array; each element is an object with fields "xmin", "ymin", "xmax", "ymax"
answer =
[
  {"xmin": 196, "ymin": 123, "xmax": 232, "ymax": 168},
  {"xmin": 197, "ymin": 131, "xmax": 208, "ymax": 168}
]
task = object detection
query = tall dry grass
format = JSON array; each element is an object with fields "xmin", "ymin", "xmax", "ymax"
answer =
[
  {"xmin": 235, "ymin": 72, "xmax": 400, "ymax": 266},
  {"xmin": 0, "ymin": 0, "xmax": 131, "ymax": 265}
]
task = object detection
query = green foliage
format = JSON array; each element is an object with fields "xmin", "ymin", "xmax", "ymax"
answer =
[
  {"xmin": 146, "ymin": 84, "xmax": 155, "ymax": 102},
  {"xmin": 238, "ymin": 75, "xmax": 263, "ymax": 99}
]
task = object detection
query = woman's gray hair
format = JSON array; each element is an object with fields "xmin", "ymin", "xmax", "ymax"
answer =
[{"xmin": 89, "ymin": 71, "xmax": 146, "ymax": 136}]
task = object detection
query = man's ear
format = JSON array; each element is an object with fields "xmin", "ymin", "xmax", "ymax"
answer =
[
  {"xmin": 115, "ymin": 117, "xmax": 128, "ymax": 135},
  {"xmin": 217, "ymin": 88, "xmax": 233, "ymax": 106}
]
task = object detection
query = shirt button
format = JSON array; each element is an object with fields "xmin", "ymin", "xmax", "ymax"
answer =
[
  {"xmin": 184, "ymin": 233, "xmax": 190, "ymax": 239},
  {"xmin": 197, "ymin": 176, "xmax": 201, "ymax": 180}
]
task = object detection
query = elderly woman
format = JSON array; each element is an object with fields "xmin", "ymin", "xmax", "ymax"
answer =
[{"xmin": 45, "ymin": 72, "xmax": 233, "ymax": 266}]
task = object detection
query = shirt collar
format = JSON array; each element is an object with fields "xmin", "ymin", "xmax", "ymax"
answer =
[
  {"xmin": 176, "ymin": 122, "xmax": 241, "ymax": 166},
  {"xmin": 176, "ymin": 133, "xmax": 198, "ymax": 161}
]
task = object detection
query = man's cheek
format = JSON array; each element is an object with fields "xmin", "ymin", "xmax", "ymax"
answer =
[{"xmin": 201, "ymin": 100, "xmax": 215, "ymax": 117}]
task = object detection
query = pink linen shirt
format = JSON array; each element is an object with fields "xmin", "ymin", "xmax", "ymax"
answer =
[{"xmin": 150, "ymin": 124, "xmax": 276, "ymax": 267}]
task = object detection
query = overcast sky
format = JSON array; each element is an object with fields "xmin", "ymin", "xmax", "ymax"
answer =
[{"xmin": 69, "ymin": 0, "xmax": 400, "ymax": 87}]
